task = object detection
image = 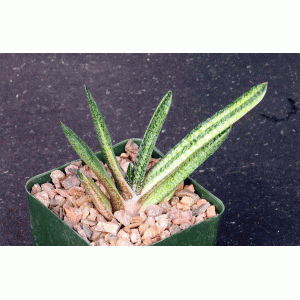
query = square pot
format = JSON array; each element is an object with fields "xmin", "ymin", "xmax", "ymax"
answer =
[{"xmin": 25, "ymin": 138, "xmax": 225, "ymax": 246}]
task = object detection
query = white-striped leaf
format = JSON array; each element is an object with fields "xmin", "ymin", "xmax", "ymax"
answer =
[
  {"xmin": 138, "ymin": 126, "xmax": 231, "ymax": 210},
  {"xmin": 141, "ymin": 83, "xmax": 267, "ymax": 196}
]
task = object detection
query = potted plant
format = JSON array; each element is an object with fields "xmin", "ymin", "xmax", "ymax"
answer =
[{"xmin": 25, "ymin": 82, "xmax": 267, "ymax": 246}]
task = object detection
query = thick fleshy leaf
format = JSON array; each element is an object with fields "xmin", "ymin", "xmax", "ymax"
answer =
[
  {"xmin": 85, "ymin": 87, "xmax": 134, "ymax": 200},
  {"xmin": 60, "ymin": 122, "xmax": 125, "ymax": 211},
  {"xmin": 77, "ymin": 169, "xmax": 114, "ymax": 221},
  {"xmin": 159, "ymin": 188, "xmax": 176, "ymax": 203},
  {"xmin": 141, "ymin": 83, "xmax": 267, "ymax": 196},
  {"xmin": 132, "ymin": 91, "xmax": 172, "ymax": 194},
  {"xmin": 125, "ymin": 162, "xmax": 133, "ymax": 186},
  {"xmin": 138, "ymin": 126, "xmax": 232, "ymax": 210}
]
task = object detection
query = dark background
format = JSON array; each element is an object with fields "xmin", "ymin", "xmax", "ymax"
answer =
[{"xmin": 0, "ymin": 53, "xmax": 299, "ymax": 246}]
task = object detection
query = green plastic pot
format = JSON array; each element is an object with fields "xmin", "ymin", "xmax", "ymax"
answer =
[{"xmin": 25, "ymin": 138, "xmax": 225, "ymax": 246}]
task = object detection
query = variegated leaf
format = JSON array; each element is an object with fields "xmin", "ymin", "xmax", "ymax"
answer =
[
  {"xmin": 138, "ymin": 126, "xmax": 231, "ymax": 210},
  {"xmin": 85, "ymin": 87, "xmax": 134, "ymax": 200},
  {"xmin": 60, "ymin": 122, "xmax": 125, "ymax": 211},
  {"xmin": 142, "ymin": 83, "xmax": 267, "ymax": 196},
  {"xmin": 132, "ymin": 91, "xmax": 172, "ymax": 194},
  {"xmin": 77, "ymin": 169, "xmax": 114, "ymax": 220},
  {"xmin": 125, "ymin": 162, "xmax": 133, "ymax": 186}
]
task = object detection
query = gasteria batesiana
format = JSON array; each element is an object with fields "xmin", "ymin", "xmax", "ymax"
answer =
[{"xmin": 61, "ymin": 83, "xmax": 267, "ymax": 215}]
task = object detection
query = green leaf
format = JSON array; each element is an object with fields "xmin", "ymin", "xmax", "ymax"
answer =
[
  {"xmin": 132, "ymin": 91, "xmax": 172, "ymax": 194},
  {"xmin": 85, "ymin": 87, "xmax": 134, "ymax": 200},
  {"xmin": 77, "ymin": 169, "xmax": 114, "ymax": 221},
  {"xmin": 138, "ymin": 126, "xmax": 231, "ymax": 210},
  {"xmin": 60, "ymin": 121, "xmax": 125, "ymax": 211},
  {"xmin": 141, "ymin": 82, "xmax": 267, "ymax": 196},
  {"xmin": 125, "ymin": 162, "xmax": 133, "ymax": 186}
]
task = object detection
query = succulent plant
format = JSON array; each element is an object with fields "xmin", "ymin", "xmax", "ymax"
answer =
[{"xmin": 61, "ymin": 83, "xmax": 267, "ymax": 216}]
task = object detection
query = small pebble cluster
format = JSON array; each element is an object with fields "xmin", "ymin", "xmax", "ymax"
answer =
[{"xmin": 31, "ymin": 140, "xmax": 217, "ymax": 246}]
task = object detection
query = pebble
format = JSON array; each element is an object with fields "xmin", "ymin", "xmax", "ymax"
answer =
[
  {"xmin": 145, "ymin": 217, "xmax": 155, "ymax": 227},
  {"xmin": 91, "ymin": 230, "xmax": 102, "ymax": 241},
  {"xmin": 118, "ymin": 229, "xmax": 130, "ymax": 240},
  {"xmin": 41, "ymin": 183, "xmax": 56, "ymax": 199},
  {"xmin": 151, "ymin": 237, "xmax": 161, "ymax": 243},
  {"xmin": 34, "ymin": 191, "xmax": 50, "ymax": 207},
  {"xmin": 138, "ymin": 223, "xmax": 149, "ymax": 236},
  {"xmin": 50, "ymin": 197, "xmax": 59, "ymax": 207},
  {"xmin": 169, "ymin": 225, "xmax": 181, "ymax": 235},
  {"xmin": 67, "ymin": 186, "xmax": 86, "ymax": 197},
  {"xmin": 192, "ymin": 202, "xmax": 211, "ymax": 216},
  {"xmin": 195, "ymin": 215, "xmax": 205, "ymax": 224},
  {"xmin": 65, "ymin": 164, "xmax": 79, "ymax": 175},
  {"xmin": 98, "ymin": 238, "xmax": 109, "ymax": 246},
  {"xmin": 157, "ymin": 218, "xmax": 171, "ymax": 231},
  {"xmin": 176, "ymin": 202, "xmax": 190, "ymax": 210},
  {"xmin": 206, "ymin": 205, "xmax": 217, "ymax": 218},
  {"xmin": 184, "ymin": 184, "xmax": 195, "ymax": 193},
  {"xmin": 71, "ymin": 161, "xmax": 83, "ymax": 168},
  {"xmin": 197, "ymin": 199, "xmax": 208, "ymax": 207},
  {"xmin": 114, "ymin": 210, "xmax": 132, "ymax": 226},
  {"xmin": 180, "ymin": 210, "xmax": 193, "ymax": 221},
  {"xmin": 80, "ymin": 202, "xmax": 93, "ymax": 220},
  {"xmin": 50, "ymin": 170, "xmax": 66, "ymax": 189},
  {"xmin": 159, "ymin": 202, "xmax": 172, "ymax": 213},
  {"xmin": 61, "ymin": 175, "xmax": 81, "ymax": 189},
  {"xmin": 55, "ymin": 195, "xmax": 66, "ymax": 206},
  {"xmin": 142, "ymin": 237, "xmax": 153, "ymax": 246},
  {"xmin": 128, "ymin": 222, "xmax": 143, "ymax": 229},
  {"xmin": 130, "ymin": 229, "xmax": 141, "ymax": 244},
  {"xmin": 116, "ymin": 238, "xmax": 133, "ymax": 246},
  {"xmin": 64, "ymin": 216, "xmax": 78, "ymax": 228},
  {"xmin": 175, "ymin": 189, "xmax": 200, "ymax": 202},
  {"xmin": 95, "ymin": 221, "xmax": 121, "ymax": 234},
  {"xmin": 180, "ymin": 196, "xmax": 195, "ymax": 207},
  {"xmin": 80, "ymin": 165, "xmax": 98, "ymax": 180},
  {"xmin": 155, "ymin": 214, "xmax": 168, "ymax": 222},
  {"xmin": 51, "ymin": 206, "xmax": 60, "ymax": 216},
  {"xmin": 170, "ymin": 196, "xmax": 179, "ymax": 206},
  {"xmin": 31, "ymin": 183, "xmax": 42, "ymax": 195},
  {"xmin": 64, "ymin": 206, "xmax": 82, "ymax": 223},
  {"xmin": 173, "ymin": 218, "xmax": 191, "ymax": 226},
  {"xmin": 142, "ymin": 225, "xmax": 160, "ymax": 240},
  {"xmin": 123, "ymin": 226, "xmax": 132, "ymax": 235},
  {"xmin": 180, "ymin": 222, "xmax": 192, "ymax": 230},
  {"xmin": 145, "ymin": 205, "xmax": 164, "ymax": 217},
  {"xmin": 74, "ymin": 225, "xmax": 89, "ymax": 242},
  {"xmin": 175, "ymin": 181, "xmax": 184, "ymax": 192},
  {"xmin": 160, "ymin": 230, "xmax": 171, "ymax": 240},
  {"xmin": 87, "ymin": 208, "xmax": 98, "ymax": 221},
  {"xmin": 106, "ymin": 234, "xmax": 119, "ymax": 245},
  {"xmin": 82, "ymin": 223, "xmax": 93, "ymax": 239},
  {"xmin": 81, "ymin": 219, "xmax": 97, "ymax": 226},
  {"xmin": 167, "ymin": 208, "xmax": 181, "ymax": 221}
]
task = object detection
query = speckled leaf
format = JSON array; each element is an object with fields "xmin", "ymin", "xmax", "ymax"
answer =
[
  {"xmin": 132, "ymin": 91, "xmax": 172, "ymax": 194},
  {"xmin": 77, "ymin": 169, "xmax": 114, "ymax": 221},
  {"xmin": 138, "ymin": 126, "xmax": 231, "ymax": 210},
  {"xmin": 141, "ymin": 83, "xmax": 267, "ymax": 195},
  {"xmin": 125, "ymin": 162, "xmax": 133, "ymax": 186},
  {"xmin": 60, "ymin": 122, "xmax": 125, "ymax": 211},
  {"xmin": 85, "ymin": 87, "xmax": 134, "ymax": 200}
]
